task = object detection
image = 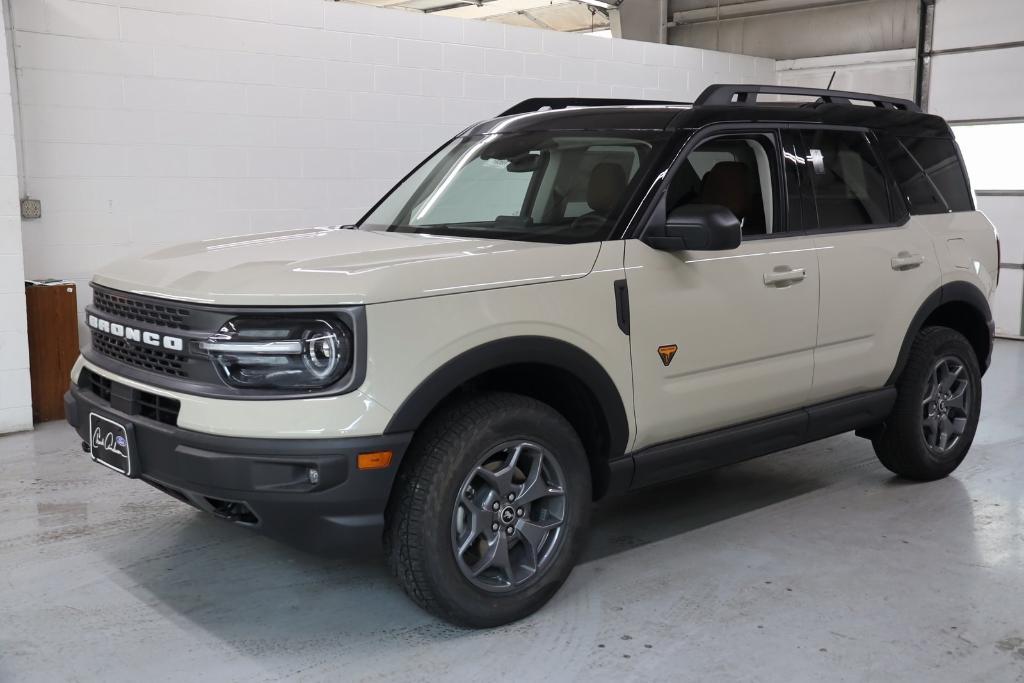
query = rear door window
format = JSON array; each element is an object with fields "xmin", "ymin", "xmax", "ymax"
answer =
[
  {"xmin": 802, "ymin": 129, "xmax": 891, "ymax": 230},
  {"xmin": 781, "ymin": 130, "xmax": 814, "ymax": 232}
]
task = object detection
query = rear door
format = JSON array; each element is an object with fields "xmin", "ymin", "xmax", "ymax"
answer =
[{"xmin": 796, "ymin": 127, "xmax": 942, "ymax": 402}]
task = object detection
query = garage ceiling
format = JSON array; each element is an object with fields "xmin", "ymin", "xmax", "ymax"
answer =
[
  {"xmin": 341, "ymin": 1, "xmax": 908, "ymax": 43},
  {"xmin": 341, "ymin": 0, "xmax": 612, "ymax": 33},
  {"xmin": 667, "ymin": 0, "xmax": 898, "ymax": 23}
]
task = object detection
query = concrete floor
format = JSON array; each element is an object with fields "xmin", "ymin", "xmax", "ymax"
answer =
[{"xmin": 2, "ymin": 341, "xmax": 1023, "ymax": 682}]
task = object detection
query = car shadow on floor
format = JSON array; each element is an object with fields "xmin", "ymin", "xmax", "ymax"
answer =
[
  {"xmin": 95, "ymin": 432, "xmax": 884, "ymax": 652},
  {"xmin": 584, "ymin": 432, "xmax": 881, "ymax": 562}
]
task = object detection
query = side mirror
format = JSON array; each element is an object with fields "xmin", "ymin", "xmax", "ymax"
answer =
[{"xmin": 643, "ymin": 204, "xmax": 743, "ymax": 251}]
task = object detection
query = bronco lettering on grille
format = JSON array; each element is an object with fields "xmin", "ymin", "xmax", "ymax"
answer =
[{"xmin": 88, "ymin": 314, "xmax": 184, "ymax": 351}]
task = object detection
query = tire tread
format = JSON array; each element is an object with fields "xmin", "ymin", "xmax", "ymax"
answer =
[
  {"xmin": 385, "ymin": 392, "xmax": 579, "ymax": 625},
  {"xmin": 873, "ymin": 326, "xmax": 981, "ymax": 480}
]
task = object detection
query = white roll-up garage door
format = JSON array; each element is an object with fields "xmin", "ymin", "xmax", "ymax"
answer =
[{"xmin": 926, "ymin": 0, "xmax": 1024, "ymax": 336}]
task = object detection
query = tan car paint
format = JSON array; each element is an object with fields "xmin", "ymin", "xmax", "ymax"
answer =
[
  {"xmin": 624, "ymin": 234, "xmax": 821, "ymax": 450},
  {"xmin": 92, "ymin": 227, "xmax": 601, "ymax": 307},
  {"xmin": 808, "ymin": 222, "xmax": 942, "ymax": 402},
  {"xmin": 359, "ymin": 240, "xmax": 636, "ymax": 442},
  {"xmin": 924, "ymin": 211, "xmax": 1000, "ymax": 293},
  {"xmin": 75, "ymin": 210, "xmax": 997, "ymax": 451},
  {"xmin": 809, "ymin": 212, "xmax": 996, "ymax": 403},
  {"xmin": 74, "ymin": 239, "xmax": 633, "ymax": 443}
]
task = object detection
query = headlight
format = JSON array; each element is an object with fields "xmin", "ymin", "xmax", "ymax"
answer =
[{"xmin": 199, "ymin": 317, "xmax": 352, "ymax": 389}]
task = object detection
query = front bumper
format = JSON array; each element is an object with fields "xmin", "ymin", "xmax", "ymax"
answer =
[{"xmin": 65, "ymin": 382, "xmax": 412, "ymax": 555}]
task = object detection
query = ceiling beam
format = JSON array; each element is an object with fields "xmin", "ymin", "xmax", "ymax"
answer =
[
  {"xmin": 670, "ymin": 0, "xmax": 871, "ymax": 26},
  {"xmin": 370, "ymin": 0, "xmax": 499, "ymax": 13},
  {"xmin": 517, "ymin": 9, "xmax": 556, "ymax": 29},
  {"xmin": 371, "ymin": 0, "xmax": 437, "ymax": 7},
  {"xmin": 424, "ymin": 1, "xmax": 494, "ymax": 13},
  {"xmin": 572, "ymin": 0, "xmax": 621, "ymax": 10}
]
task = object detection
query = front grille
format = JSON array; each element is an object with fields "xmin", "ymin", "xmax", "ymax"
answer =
[
  {"xmin": 92, "ymin": 332, "xmax": 189, "ymax": 378},
  {"xmin": 93, "ymin": 288, "xmax": 192, "ymax": 330},
  {"xmin": 81, "ymin": 369, "xmax": 181, "ymax": 427},
  {"xmin": 85, "ymin": 284, "xmax": 362, "ymax": 399}
]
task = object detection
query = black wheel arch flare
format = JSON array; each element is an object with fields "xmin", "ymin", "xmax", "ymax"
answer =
[
  {"xmin": 383, "ymin": 336, "xmax": 631, "ymax": 462},
  {"xmin": 887, "ymin": 281, "xmax": 994, "ymax": 385}
]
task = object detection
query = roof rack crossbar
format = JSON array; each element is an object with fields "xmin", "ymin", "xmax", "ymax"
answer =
[
  {"xmin": 499, "ymin": 97, "xmax": 689, "ymax": 117},
  {"xmin": 694, "ymin": 84, "xmax": 922, "ymax": 113}
]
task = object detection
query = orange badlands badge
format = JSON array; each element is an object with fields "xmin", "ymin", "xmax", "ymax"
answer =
[{"xmin": 658, "ymin": 344, "xmax": 678, "ymax": 367}]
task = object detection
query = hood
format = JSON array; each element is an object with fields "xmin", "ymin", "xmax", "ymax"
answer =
[{"xmin": 92, "ymin": 228, "xmax": 602, "ymax": 306}]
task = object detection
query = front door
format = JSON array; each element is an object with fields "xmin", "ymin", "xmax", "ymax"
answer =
[{"xmin": 625, "ymin": 128, "xmax": 821, "ymax": 452}]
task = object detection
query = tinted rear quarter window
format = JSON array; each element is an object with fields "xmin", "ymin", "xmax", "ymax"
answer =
[
  {"xmin": 877, "ymin": 134, "xmax": 947, "ymax": 215},
  {"xmin": 899, "ymin": 136, "xmax": 974, "ymax": 212}
]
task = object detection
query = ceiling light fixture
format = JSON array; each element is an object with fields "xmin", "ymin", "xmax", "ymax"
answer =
[{"xmin": 575, "ymin": 0, "xmax": 615, "ymax": 10}]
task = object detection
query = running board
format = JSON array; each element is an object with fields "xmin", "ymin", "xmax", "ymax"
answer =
[{"xmin": 622, "ymin": 388, "xmax": 896, "ymax": 490}]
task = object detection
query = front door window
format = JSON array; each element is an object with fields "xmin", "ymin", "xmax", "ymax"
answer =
[{"xmin": 664, "ymin": 134, "xmax": 780, "ymax": 237}]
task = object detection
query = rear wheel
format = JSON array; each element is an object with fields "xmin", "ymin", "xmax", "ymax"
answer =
[
  {"xmin": 385, "ymin": 392, "xmax": 590, "ymax": 628},
  {"xmin": 873, "ymin": 326, "xmax": 982, "ymax": 480}
]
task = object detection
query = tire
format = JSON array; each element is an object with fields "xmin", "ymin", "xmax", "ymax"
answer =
[
  {"xmin": 385, "ymin": 392, "xmax": 591, "ymax": 628},
  {"xmin": 873, "ymin": 326, "xmax": 982, "ymax": 481}
]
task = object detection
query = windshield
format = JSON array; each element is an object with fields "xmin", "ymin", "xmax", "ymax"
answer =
[{"xmin": 358, "ymin": 132, "xmax": 667, "ymax": 243}]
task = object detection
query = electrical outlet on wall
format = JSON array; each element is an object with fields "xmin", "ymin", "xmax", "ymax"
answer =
[{"xmin": 21, "ymin": 197, "xmax": 41, "ymax": 219}]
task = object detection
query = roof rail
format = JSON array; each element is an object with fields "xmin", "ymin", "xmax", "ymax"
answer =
[
  {"xmin": 499, "ymin": 97, "xmax": 688, "ymax": 117},
  {"xmin": 694, "ymin": 84, "xmax": 922, "ymax": 113}
]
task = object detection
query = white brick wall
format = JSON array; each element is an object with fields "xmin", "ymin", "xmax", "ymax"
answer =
[
  {"xmin": 0, "ymin": 3, "xmax": 31, "ymax": 433},
  {"xmin": 9, "ymin": 0, "xmax": 775, "ymax": 328}
]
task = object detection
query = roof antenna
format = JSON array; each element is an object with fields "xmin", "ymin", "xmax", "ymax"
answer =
[{"xmin": 826, "ymin": 70, "xmax": 837, "ymax": 90}]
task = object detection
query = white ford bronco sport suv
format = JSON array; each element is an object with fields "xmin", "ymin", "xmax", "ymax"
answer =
[{"xmin": 66, "ymin": 84, "xmax": 999, "ymax": 628}]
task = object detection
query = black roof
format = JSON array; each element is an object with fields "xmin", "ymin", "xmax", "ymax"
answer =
[
  {"xmin": 467, "ymin": 106, "xmax": 688, "ymax": 134},
  {"xmin": 673, "ymin": 103, "xmax": 953, "ymax": 137},
  {"xmin": 466, "ymin": 84, "xmax": 954, "ymax": 138}
]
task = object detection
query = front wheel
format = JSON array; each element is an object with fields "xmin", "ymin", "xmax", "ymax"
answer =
[
  {"xmin": 385, "ymin": 392, "xmax": 591, "ymax": 628},
  {"xmin": 873, "ymin": 326, "xmax": 982, "ymax": 481}
]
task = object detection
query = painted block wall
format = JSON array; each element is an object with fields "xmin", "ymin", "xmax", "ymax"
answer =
[
  {"xmin": 8, "ymin": 0, "xmax": 776, "ymax": 329},
  {"xmin": 0, "ymin": 3, "xmax": 31, "ymax": 433}
]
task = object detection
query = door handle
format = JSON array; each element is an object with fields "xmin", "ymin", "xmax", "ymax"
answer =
[
  {"xmin": 891, "ymin": 252, "xmax": 924, "ymax": 271},
  {"xmin": 763, "ymin": 267, "xmax": 806, "ymax": 287}
]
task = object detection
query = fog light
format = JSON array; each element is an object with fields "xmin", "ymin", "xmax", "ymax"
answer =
[{"xmin": 307, "ymin": 467, "xmax": 320, "ymax": 485}]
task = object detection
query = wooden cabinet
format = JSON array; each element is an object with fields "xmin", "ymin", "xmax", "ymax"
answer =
[{"xmin": 26, "ymin": 282, "xmax": 80, "ymax": 422}]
